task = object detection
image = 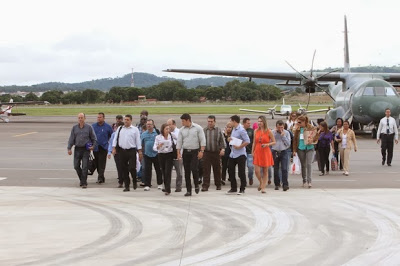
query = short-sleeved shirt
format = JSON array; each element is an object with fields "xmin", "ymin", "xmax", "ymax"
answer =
[
  {"xmin": 230, "ymin": 124, "xmax": 250, "ymax": 158},
  {"xmin": 141, "ymin": 130, "xmax": 158, "ymax": 157},
  {"xmin": 318, "ymin": 131, "xmax": 333, "ymax": 148}
]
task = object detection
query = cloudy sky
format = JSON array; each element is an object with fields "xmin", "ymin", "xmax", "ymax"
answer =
[{"xmin": 1, "ymin": 0, "xmax": 399, "ymax": 85}]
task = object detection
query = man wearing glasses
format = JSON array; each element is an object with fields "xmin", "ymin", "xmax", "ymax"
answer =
[{"xmin": 377, "ymin": 108, "xmax": 398, "ymax": 166}]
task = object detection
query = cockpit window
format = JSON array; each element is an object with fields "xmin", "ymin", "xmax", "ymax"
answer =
[
  {"xmin": 386, "ymin": 87, "xmax": 397, "ymax": 96},
  {"xmin": 363, "ymin": 87, "xmax": 374, "ymax": 96},
  {"xmin": 375, "ymin": 87, "xmax": 386, "ymax": 96}
]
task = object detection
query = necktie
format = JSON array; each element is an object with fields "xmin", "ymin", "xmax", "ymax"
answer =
[{"xmin": 387, "ymin": 118, "xmax": 390, "ymax": 134}]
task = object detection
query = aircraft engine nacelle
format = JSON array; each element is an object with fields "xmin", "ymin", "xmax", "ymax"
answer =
[{"xmin": 325, "ymin": 107, "xmax": 346, "ymax": 128}]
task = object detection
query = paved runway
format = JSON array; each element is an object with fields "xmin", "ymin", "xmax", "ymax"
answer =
[{"xmin": 1, "ymin": 115, "xmax": 400, "ymax": 265}]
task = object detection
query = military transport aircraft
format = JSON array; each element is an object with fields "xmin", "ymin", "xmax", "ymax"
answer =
[
  {"xmin": 0, "ymin": 99, "xmax": 48, "ymax": 123},
  {"xmin": 165, "ymin": 16, "xmax": 400, "ymax": 138}
]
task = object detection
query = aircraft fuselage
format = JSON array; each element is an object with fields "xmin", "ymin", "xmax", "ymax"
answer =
[{"xmin": 325, "ymin": 73, "xmax": 400, "ymax": 127}]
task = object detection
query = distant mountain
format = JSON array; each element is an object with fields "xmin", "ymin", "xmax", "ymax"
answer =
[{"xmin": 1, "ymin": 65, "xmax": 400, "ymax": 93}]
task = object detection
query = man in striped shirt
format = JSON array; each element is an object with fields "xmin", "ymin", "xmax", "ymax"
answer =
[{"xmin": 202, "ymin": 115, "xmax": 226, "ymax": 191}]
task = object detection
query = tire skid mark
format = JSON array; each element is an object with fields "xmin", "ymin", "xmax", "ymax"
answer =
[
  {"xmin": 200, "ymin": 199, "xmax": 294, "ymax": 265},
  {"xmin": 117, "ymin": 201, "xmax": 187, "ymax": 266},
  {"xmin": 19, "ymin": 199, "xmax": 143, "ymax": 266},
  {"xmin": 159, "ymin": 198, "xmax": 278, "ymax": 266},
  {"xmin": 59, "ymin": 200, "xmax": 143, "ymax": 265},
  {"xmin": 342, "ymin": 199, "xmax": 400, "ymax": 265},
  {"xmin": 18, "ymin": 200, "xmax": 123, "ymax": 266}
]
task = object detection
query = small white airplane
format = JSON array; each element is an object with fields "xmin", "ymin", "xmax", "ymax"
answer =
[
  {"xmin": 240, "ymin": 98, "xmax": 329, "ymax": 119},
  {"xmin": 240, "ymin": 98, "xmax": 292, "ymax": 119},
  {"xmin": 0, "ymin": 99, "xmax": 49, "ymax": 123}
]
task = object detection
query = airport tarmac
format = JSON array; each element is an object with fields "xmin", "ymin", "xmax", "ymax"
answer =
[{"xmin": 1, "ymin": 114, "xmax": 400, "ymax": 265}]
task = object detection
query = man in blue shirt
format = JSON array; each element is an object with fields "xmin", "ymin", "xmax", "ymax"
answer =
[
  {"xmin": 141, "ymin": 119, "xmax": 162, "ymax": 191},
  {"xmin": 227, "ymin": 115, "xmax": 250, "ymax": 195},
  {"xmin": 92, "ymin": 112, "xmax": 113, "ymax": 184}
]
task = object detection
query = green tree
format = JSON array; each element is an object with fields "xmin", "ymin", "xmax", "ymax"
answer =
[
  {"xmin": 24, "ymin": 92, "xmax": 39, "ymax": 101},
  {"xmin": 40, "ymin": 90, "xmax": 63, "ymax": 104}
]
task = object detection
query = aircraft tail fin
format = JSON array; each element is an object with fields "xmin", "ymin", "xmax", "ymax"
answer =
[{"xmin": 344, "ymin": 15, "xmax": 351, "ymax": 73}]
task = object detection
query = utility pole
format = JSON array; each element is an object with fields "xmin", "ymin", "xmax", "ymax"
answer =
[{"xmin": 130, "ymin": 68, "xmax": 135, "ymax": 87}]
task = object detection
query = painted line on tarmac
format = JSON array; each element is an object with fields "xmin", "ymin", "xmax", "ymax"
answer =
[
  {"xmin": 312, "ymin": 179, "xmax": 356, "ymax": 182},
  {"xmin": 0, "ymin": 177, "xmax": 7, "ymax": 181},
  {"xmin": 39, "ymin": 178, "xmax": 76, "ymax": 180},
  {"xmin": 0, "ymin": 168, "xmax": 116, "ymax": 172},
  {"xmin": 13, "ymin": 131, "xmax": 38, "ymax": 137}
]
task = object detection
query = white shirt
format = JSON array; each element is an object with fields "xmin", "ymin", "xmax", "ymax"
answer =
[
  {"xmin": 112, "ymin": 125, "xmax": 142, "ymax": 150},
  {"xmin": 286, "ymin": 120, "xmax": 295, "ymax": 130},
  {"xmin": 377, "ymin": 116, "xmax": 399, "ymax": 140},
  {"xmin": 171, "ymin": 127, "xmax": 180, "ymax": 145},
  {"xmin": 153, "ymin": 134, "xmax": 175, "ymax": 153},
  {"xmin": 341, "ymin": 133, "xmax": 347, "ymax": 148}
]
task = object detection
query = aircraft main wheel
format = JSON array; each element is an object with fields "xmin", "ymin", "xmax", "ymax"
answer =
[{"xmin": 372, "ymin": 128, "xmax": 377, "ymax": 139}]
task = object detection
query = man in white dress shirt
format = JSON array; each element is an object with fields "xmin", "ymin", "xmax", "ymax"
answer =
[
  {"xmin": 112, "ymin": 114, "xmax": 143, "ymax": 191},
  {"xmin": 377, "ymin": 108, "xmax": 398, "ymax": 166}
]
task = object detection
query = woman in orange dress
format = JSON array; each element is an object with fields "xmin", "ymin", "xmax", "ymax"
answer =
[{"xmin": 252, "ymin": 115, "xmax": 276, "ymax": 193}]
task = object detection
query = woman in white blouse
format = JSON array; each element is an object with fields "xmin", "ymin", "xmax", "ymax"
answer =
[{"xmin": 153, "ymin": 123, "xmax": 176, "ymax": 195}]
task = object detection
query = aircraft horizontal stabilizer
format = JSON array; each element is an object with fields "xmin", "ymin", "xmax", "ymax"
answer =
[{"xmin": 239, "ymin": 109, "xmax": 272, "ymax": 114}]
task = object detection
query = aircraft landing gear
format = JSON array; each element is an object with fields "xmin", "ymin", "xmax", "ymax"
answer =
[{"xmin": 371, "ymin": 128, "xmax": 377, "ymax": 139}]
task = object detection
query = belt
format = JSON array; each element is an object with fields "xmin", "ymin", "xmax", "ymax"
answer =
[
  {"xmin": 120, "ymin": 147, "xmax": 136, "ymax": 151},
  {"xmin": 183, "ymin": 149, "xmax": 198, "ymax": 152}
]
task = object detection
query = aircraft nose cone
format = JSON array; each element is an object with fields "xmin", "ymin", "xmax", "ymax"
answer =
[{"xmin": 369, "ymin": 101, "xmax": 392, "ymax": 118}]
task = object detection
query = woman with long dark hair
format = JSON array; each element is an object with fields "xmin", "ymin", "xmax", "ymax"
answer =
[
  {"xmin": 330, "ymin": 118, "xmax": 344, "ymax": 171},
  {"xmin": 153, "ymin": 123, "xmax": 176, "ymax": 195},
  {"xmin": 317, "ymin": 121, "xmax": 334, "ymax": 176}
]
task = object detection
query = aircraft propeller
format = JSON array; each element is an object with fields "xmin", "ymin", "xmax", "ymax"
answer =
[{"xmin": 285, "ymin": 50, "xmax": 338, "ymax": 110}]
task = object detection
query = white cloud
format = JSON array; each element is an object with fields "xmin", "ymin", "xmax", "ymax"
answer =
[{"xmin": 0, "ymin": 0, "xmax": 399, "ymax": 85}]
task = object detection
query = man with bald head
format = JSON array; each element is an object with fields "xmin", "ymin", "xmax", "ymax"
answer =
[{"xmin": 68, "ymin": 113, "xmax": 97, "ymax": 188}]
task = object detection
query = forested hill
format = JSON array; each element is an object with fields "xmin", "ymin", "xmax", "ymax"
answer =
[{"xmin": 2, "ymin": 65, "xmax": 400, "ymax": 93}]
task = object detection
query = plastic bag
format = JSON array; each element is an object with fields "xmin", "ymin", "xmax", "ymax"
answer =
[{"xmin": 291, "ymin": 154, "xmax": 301, "ymax": 175}]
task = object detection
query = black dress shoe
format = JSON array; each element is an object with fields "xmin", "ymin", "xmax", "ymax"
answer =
[
  {"xmin": 216, "ymin": 186, "xmax": 221, "ymax": 190},
  {"xmin": 162, "ymin": 188, "xmax": 166, "ymax": 192},
  {"xmin": 195, "ymin": 187, "xmax": 200, "ymax": 194},
  {"xmin": 201, "ymin": 188, "xmax": 208, "ymax": 192},
  {"xmin": 388, "ymin": 163, "xmax": 391, "ymax": 166},
  {"xmin": 382, "ymin": 160, "xmax": 385, "ymax": 165},
  {"xmin": 175, "ymin": 188, "xmax": 182, "ymax": 192},
  {"xmin": 123, "ymin": 188, "xmax": 130, "ymax": 192},
  {"xmin": 275, "ymin": 186, "xmax": 279, "ymax": 190},
  {"xmin": 221, "ymin": 180, "xmax": 226, "ymax": 185},
  {"xmin": 118, "ymin": 184, "xmax": 123, "ymax": 188},
  {"xmin": 82, "ymin": 185, "xmax": 87, "ymax": 189},
  {"xmin": 184, "ymin": 192, "xmax": 192, "ymax": 196},
  {"xmin": 283, "ymin": 186, "xmax": 289, "ymax": 191},
  {"xmin": 133, "ymin": 182, "xmax": 137, "ymax": 190},
  {"xmin": 198, "ymin": 179, "xmax": 202, "ymax": 185}
]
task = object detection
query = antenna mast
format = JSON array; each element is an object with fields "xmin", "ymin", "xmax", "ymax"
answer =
[{"xmin": 130, "ymin": 68, "xmax": 135, "ymax": 87}]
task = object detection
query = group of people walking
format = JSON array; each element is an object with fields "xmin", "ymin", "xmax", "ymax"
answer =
[{"xmin": 67, "ymin": 108, "xmax": 398, "ymax": 194}]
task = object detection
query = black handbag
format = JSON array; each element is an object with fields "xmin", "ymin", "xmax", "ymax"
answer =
[
  {"xmin": 170, "ymin": 133, "xmax": 177, "ymax": 159},
  {"xmin": 87, "ymin": 152, "xmax": 96, "ymax": 175}
]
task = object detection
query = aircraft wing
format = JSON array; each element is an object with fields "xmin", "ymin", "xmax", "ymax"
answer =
[
  {"xmin": 0, "ymin": 101, "xmax": 49, "ymax": 106},
  {"xmin": 9, "ymin": 112, "xmax": 26, "ymax": 116},
  {"xmin": 239, "ymin": 108, "xmax": 272, "ymax": 114},
  {"xmin": 382, "ymin": 74, "xmax": 400, "ymax": 83},
  {"xmin": 164, "ymin": 69, "xmax": 344, "ymax": 82},
  {"xmin": 302, "ymin": 108, "xmax": 330, "ymax": 114}
]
